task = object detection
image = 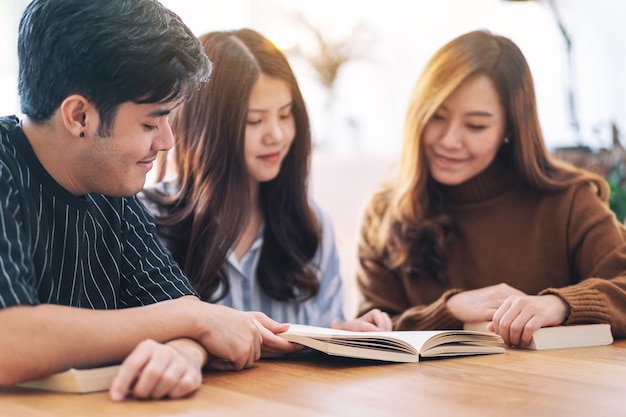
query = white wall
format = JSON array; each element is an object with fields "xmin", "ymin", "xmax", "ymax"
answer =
[{"xmin": 2, "ymin": 0, "xmax": 624, "ymax": 151}]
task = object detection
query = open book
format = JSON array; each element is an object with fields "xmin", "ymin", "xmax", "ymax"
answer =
[
  {"xmin": 463, "ymin": 322, "xmax": 614, "ymax": 350},
  {"xmin": 278, "ymin": 324, "xmax": 505, "ymax": 363},
  {"xmin": 18, "ymin": 364, "xmax": 120, "ymax": 393}
]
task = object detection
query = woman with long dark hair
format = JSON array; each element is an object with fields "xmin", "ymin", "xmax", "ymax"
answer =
[{"xmin": 141, "ymin": 29, "xmax": 390, "ymax": 332}]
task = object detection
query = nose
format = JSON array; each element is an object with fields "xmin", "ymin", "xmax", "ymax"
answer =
[
  {"xmin": 439, "ymin": 122, "xmax": 463, "ymax": 149},
  {"xmin": 154, "ymin": 120, "xmax": 175, "ymax": 152},
  {"xmin": 264, "ymin": 119, "xmax": 285, "ymax": 144}
]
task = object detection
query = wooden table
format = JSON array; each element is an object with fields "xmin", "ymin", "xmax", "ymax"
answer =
[{"xmin": 2, "ymin": 340, "xmax": 626, "ymax": 417}]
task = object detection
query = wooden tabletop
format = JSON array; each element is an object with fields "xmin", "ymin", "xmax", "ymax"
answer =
[{"xmin": 2, "ymin": 340, "xmax": 626, "ymax": 417}]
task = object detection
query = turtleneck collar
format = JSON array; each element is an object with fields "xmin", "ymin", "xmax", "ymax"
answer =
[{"xmin": 432, "ymin": 157, "xmax": 519, "ymax": 205}]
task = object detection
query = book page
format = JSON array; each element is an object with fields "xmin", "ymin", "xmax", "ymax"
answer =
[{"xmin": 281, "ymin": 325, "xmax": 504, "ymax": 360}]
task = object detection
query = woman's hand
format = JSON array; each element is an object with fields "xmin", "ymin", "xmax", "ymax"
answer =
[
  {"xmin": 446, "ymin": 283, "xmax": 526, "ymax": 323},
  {"xmin": 489, "ymin": 294, "xmax": 570, "ymax": 346}
]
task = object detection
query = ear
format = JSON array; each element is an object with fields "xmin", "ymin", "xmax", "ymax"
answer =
[{"xmin": 59, "ymin": 95, "xmax": 96, "ymax": 138}]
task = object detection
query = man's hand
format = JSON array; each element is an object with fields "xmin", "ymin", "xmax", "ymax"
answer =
[
  {"xmin": 189, "ymin": 303, "xmax": 267, "ymax": 371},
  {"xmin": 186, "ymin": 301, "xmax": 300, "ymax": 367},
  {"xmin": 109, "ymin": 338, "xmax": 205, "ymax": 401},
  {"xmin": 248, "ymin": 312, "xmax": 304, "ymax": 358}
]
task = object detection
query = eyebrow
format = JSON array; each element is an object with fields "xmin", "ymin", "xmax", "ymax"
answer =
[
  {"xmin": 466, "ymin": 111, "xmax": 495, "ymax": 117},
  {"xmin": 437, "ymin": 105, "xmax": 495, "ymax": 118},
  {"xmin": 147, "ymin": 107, "xmax": 174, "ymax": 118},
  {"xmin": 248, "ymin": 101, "xmax": 293, "ymax": 113}
]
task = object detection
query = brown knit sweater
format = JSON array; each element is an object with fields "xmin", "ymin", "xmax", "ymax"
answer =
[{"xmin": 357, "ymin": 161, "xmax": 626, "ymax": 337}]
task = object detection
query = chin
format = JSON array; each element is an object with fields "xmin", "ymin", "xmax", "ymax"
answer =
[
  {"xmin": 255, "ymin": 171, "xmax": 281, "ymax": 183},
  {"xmin": 431, "ymin": 173, "xmax": 464, "ymax": 186},
  {"xmin": 111, "ymin": 179, "xmax": 145, "ymax": 197},
  {"xmin": 106, "ymin": 188, "xmax": 141, "ymax": 198}
]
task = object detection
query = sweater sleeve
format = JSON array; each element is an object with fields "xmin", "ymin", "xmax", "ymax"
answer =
[
  {"xmin": 539, "ymin": 183, "xmax": 626, "ymax": 337},
  {"xmin": 356, "ymin": 200, "xmax": 462, "ymax": 330}
]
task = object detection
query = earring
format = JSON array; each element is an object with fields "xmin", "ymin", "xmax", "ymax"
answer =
[
  {"xmin": 79, "ymin": 132, "xmax": 85, "ymax": 138},
  {"xmin": 503, "ymin": 137, "xmax": 510, "ymax": 144}
]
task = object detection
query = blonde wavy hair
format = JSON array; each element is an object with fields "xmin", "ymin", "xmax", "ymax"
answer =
[{"xmin": 365, "ymin": 30, "xmax": 608, "ymax": 279}]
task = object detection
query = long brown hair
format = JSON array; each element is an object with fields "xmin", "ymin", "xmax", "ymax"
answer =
[
  {"xmin": 365, "ymin": 30, "xmax": 608, "ymax": 282},
  {"xmin": 145, "ymin": 29, "xmax": 320, "ymax": 302}
]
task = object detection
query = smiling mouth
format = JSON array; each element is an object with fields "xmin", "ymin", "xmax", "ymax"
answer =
[
  {"xmin": 434, "ymin": 153, "xmax": 467, "ymax": 164},
  {"xmin": 139, "ymin": 153, "xmax": 158, "ymax": 164},
  {"xmin": 259, "ymin": 152, "xmax": 281, "ymax": 162},
  {"xmin": 138, "ymin": 157, "xmax": 156, "ymax": 172}
]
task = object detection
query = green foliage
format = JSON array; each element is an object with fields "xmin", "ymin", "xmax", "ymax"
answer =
[{"xmin": 607, "ymin": 165, "xmax": 626, "ymax": 222}]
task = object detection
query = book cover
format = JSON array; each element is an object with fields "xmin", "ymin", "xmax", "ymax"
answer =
[
  {"xmin": 463, "ymin": 322, "xmax": 614, "ymax": 350},
  {"xmin": 278, "ymin": 324, "xmax": 505, "ymax": 363},
  {"xmin": 18, "ymin": 365, "xmax": 121, "ymax": 393}
]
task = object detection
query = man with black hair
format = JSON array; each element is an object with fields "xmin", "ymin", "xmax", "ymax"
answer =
[{"xmin": 0, "ymin": 0, "xmax": 295, "ymax": 401}]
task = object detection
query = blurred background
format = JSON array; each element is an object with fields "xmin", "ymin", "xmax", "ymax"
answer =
[{"xmin": 1, "ymin": 0, "xmax": 624, "ymax": 316}]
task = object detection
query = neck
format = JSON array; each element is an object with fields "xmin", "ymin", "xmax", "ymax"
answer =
[
  {"xmin": 434, "ymin": 157, "xmax": 518, "ymax": 205},
  {"xmin": 248, "ymin": 178, "xmax": 260, "ymax": 208},
  {"xmin": 21, "ymin": 116, "xmax": 84, "ymax": 195}
]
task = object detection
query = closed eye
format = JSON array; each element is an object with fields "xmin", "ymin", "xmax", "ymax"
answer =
[{"xmin": 467, "ymin": 124, "xmax": 486, "ymax": 131}]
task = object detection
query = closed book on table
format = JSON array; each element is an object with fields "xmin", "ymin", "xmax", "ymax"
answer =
[
  {"xmin": 463, "ymin": 322, "xmax": 613, "ymax": 350},
  {"xmin": 18, "ymin": 365, "xmax": 120, "ymax": 393}
]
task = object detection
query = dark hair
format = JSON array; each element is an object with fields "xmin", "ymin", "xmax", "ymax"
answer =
[
  {"xmin": 365, "ymin": 30, "xmax": 608, "ymax": 282},
  {"xmin": 18, "ymin": 0, "xmax": 211, "ymax": 135},
  {"xmin": 147, "ymin": 29, "xmax": 320, "ymax": 302}
]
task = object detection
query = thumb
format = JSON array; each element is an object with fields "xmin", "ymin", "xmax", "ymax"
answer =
[{"xmin": 253, "ymin": 313, "xmax": 290, "ymax": 334}]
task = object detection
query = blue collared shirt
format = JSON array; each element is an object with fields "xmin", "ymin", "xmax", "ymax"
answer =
[
  {"xmin": 216, "ymin": 203, "xmax": 345, "ymax": 326},
  {"xmin": 140, "ymin": 181, "xmax": 345, "ymax": 326}
]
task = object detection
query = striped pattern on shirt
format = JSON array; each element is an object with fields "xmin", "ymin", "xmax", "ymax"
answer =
[{"xmin": 0, "ymin": 116, "xmax": 196, "ymax": 309}]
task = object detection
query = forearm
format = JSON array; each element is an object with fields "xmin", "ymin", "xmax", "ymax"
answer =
[
  {"xmin": 541, "ymin": 277, "xmax": 626, "ymax": 337},
  {"xmin": 357, "ymin": 254, "xmax": 463, "ymax": 331},
  {"xmin": 0, "ymin": 296, "xmax": 201, "ymax": 386},
  {"xmin": 394, "ymin": 289, "xmax": 463, "ymax": 330},
  {"xmin": 356, "ymin": 230, "xmax": 414, "ymax": 323}
]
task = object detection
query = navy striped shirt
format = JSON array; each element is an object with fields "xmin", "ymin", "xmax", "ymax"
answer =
[{"xmin": 0, "ymin": 116, "xmax": 196, "ymax": 309}]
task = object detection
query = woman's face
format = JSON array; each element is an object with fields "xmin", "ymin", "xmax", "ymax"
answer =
[
  {"xmin": 422, "ymin": 73, "xmax": 506, "ymax": 185},
  {"xmin": 244, "ymin": 74, "xmax": 296, "ymax": 187}
]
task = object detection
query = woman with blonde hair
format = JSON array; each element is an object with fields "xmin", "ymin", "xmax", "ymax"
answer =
[{"xmin": 357, "ymin": 30, "xmax": 626, "ymax": 346}]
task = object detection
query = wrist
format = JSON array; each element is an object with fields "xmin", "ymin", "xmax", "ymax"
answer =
[
  {"xmin": 166, "ymin": 338, "xmax": 208, "ymax": 369},
  {"xmin": 557, "ymin": 296, "xmax": 571, "ymax": 324},
  {"xmin": 543, "ymin": 294, "xmax": 570, "ymax": 324},
  {"xmin": 170, "ymin": 295, "xmax": 207, "ymax": 341}
]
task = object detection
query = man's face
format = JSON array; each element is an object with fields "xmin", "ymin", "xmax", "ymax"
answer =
[{"xmin": 75, "ymin": 101, "xmax": 176, "ymax": 196}]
